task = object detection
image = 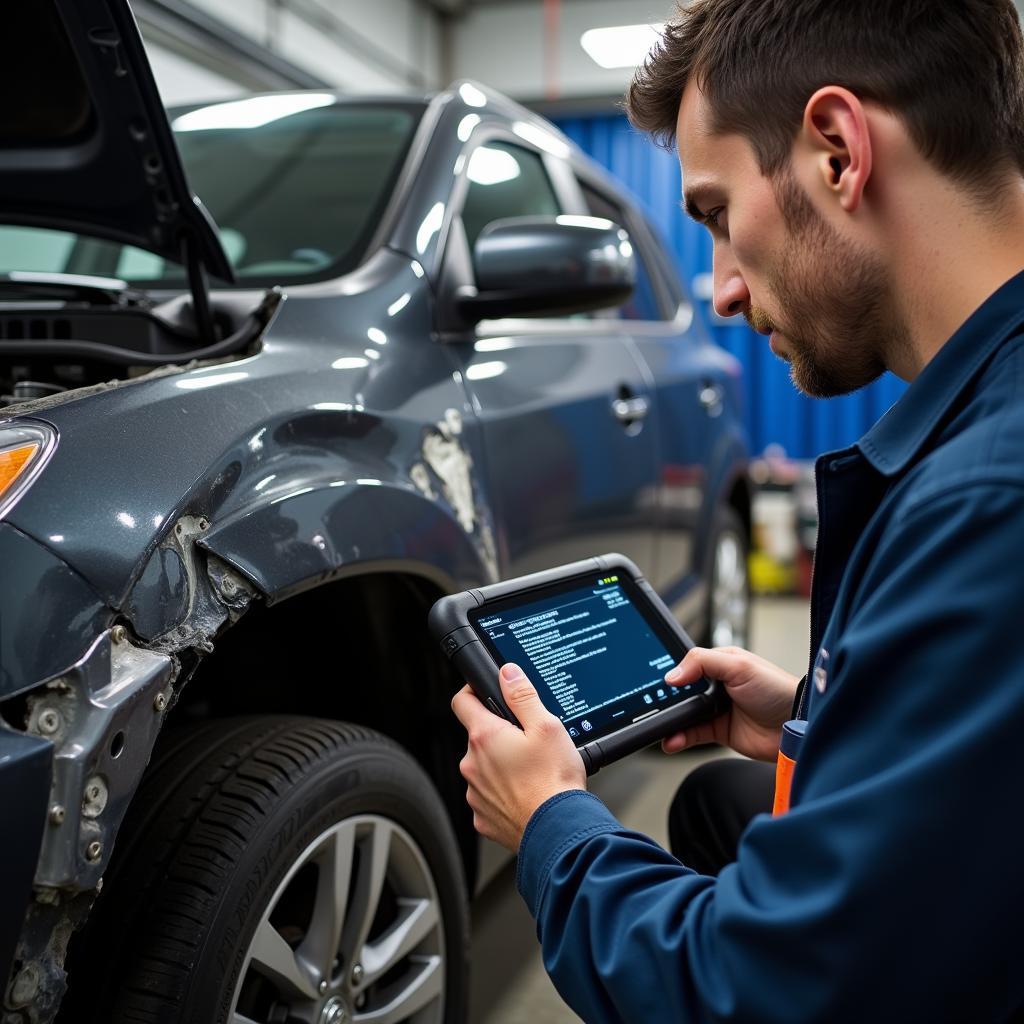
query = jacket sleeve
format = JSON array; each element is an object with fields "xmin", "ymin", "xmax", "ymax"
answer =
[{"xmin": 516, "ymin": 482, "xmax": 1024, "ymax": 1023}]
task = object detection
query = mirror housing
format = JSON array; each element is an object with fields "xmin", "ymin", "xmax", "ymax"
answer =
[{"xmin": 456, "ymin": 215, "xmax": 635, "ymax": 323}]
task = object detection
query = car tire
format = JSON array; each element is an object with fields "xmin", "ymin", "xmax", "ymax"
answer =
[
  {"xmin": 702, "ymin": 505, "xmax": 751, "ymax": 649},
  {"xmin": 58, "ymin": 715, "xmax": 469, "ymax": 1024}
]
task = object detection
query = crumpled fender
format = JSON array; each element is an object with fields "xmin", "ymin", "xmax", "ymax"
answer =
[{"xmin": 197, "ymin": 478, "xmax": 495, "ymax": 604}]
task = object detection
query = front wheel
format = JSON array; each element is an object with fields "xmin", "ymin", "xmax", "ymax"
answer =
[{"xmin": 60, "ymin": 717, "xmax": 469, "ymax": 1024}]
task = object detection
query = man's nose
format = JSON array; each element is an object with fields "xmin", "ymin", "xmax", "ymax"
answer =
[{"xmin": 712, "ymin": 252, "xmax": 750, "ymax": 319}]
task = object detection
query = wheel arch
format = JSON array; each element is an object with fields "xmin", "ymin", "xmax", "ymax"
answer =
[
  {"xmin": 695, "ymin": 430, "xmax": 750, "ymax": 576},
  {"xmin": 164, "ymin": 565, "xmax": 482, "ymax": 892},
  {"xmin": 196, "ymin": 479, "xmax": 498, "ymax": 607}
]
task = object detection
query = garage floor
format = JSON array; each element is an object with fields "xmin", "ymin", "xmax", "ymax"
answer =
[{"xmin": 469, "ymin": 596, "xmax": 811, "ymax": 1024}]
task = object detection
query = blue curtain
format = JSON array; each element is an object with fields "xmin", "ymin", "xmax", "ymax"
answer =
[{"xmin": 554, "ymin": 113, "xmax": 906, "ymax": 461}]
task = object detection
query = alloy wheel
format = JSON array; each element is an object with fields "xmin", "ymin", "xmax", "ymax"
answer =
[{"xmin": 232, "ymin": 815, "xmax": 446, "ymax": 1024}]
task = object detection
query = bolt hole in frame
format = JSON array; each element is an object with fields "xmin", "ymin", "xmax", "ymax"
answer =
[{"xmin": 429, "ymin": 554, "xmax": 729, "ymax": 774}]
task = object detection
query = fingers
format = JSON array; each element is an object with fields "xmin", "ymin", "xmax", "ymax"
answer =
[
  {"xmin": 662, "ymin": 732, "xmax": 689, "ymax": 754},
  {"xmin": 661, "ymin": 720, "xmax": 717, "ymax": 754},
  {"xmin": 664, "ymin": 647, "xmax": 710, "ymax": 687},
  {"xmin": 451, "ymin": 684, "xmax": 490, "ymax": 731},
  {"xmin": 497, "ymin": 663, "xmax": 551, "ymax": 729},
  {"xmin": 665, "ymin": 646, "xmax": 752, "ymax": 688}
]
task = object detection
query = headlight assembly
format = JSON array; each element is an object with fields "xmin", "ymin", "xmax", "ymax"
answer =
[{"xmin": 0, "ymin": 421, "xmax": 57, "ymax": 521}]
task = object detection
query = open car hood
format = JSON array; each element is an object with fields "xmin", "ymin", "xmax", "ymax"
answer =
[{"xmin": 0, "ymin": 0, "xmax": 233, "ymax": 282}]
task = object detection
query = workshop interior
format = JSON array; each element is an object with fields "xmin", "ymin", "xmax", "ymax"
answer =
[{"xmin": 3, "ymin": 1, "xmax": 1020, "ymax": 1022}]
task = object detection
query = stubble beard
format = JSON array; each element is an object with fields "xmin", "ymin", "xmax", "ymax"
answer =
[{"xmin": 747, "ymin": 171, "xmax": 908, "ymax": 399}]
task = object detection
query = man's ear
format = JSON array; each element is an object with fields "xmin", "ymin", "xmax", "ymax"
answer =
[{"xmin": 801, "ymin": 86, "xmax": 872, "ymax": 214}]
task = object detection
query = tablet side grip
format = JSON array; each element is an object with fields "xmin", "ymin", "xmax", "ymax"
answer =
[
  {"xmin": 429, "ymin": 591, "xmax": 524, "ymax": 729},
  {"xmin": 451, "ymin": 639, "xmax": 523, "ymax": 729},
  {"xmin": 578, "ymin": 679, "xmax": 729, "ymax": 776}
]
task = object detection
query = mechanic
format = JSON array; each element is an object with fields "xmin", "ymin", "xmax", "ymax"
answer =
[{"xmin": 451, "ymin": 1, "xmax": 1024, "ymax": 1020}]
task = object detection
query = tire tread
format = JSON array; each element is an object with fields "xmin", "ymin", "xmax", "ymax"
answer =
[{"xmin": 58, "ymin": 717, "xmax": 438, "ymax": 1024}]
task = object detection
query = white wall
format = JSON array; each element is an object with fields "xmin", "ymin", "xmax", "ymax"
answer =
[
  {"xmin": 146, "ymin": 43, "xmax": 247, "ymax": 105},
  {"xmin": 184, "ymin": 0, "xmax": 443, "ymax": 94},
  {"xmin": 450, "ymin": 0, "xmax": 673, "ymax": 102}
]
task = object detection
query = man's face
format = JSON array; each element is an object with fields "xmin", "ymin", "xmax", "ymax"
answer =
[{"xmin": 676, "ymin": 81, "xmax": 903, "ymax": 397}]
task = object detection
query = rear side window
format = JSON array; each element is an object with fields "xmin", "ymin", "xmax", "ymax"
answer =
[
  {"xmin": 462, "ymin": 142, "xmax": 561, "ymax": 250},
  {"xmin": 579, "ymin": 182, "xmax": 666, "ymax": 322}
]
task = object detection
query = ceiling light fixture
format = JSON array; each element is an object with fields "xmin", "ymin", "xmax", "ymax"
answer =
[{"xmin": 580, "ymin": 24, "xmax": 664, "ymax": 69}]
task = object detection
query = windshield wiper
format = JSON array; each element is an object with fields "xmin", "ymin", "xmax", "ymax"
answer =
[{"xmin": 0, "ymin": 272, "xmax": 148, "ymax": 307}]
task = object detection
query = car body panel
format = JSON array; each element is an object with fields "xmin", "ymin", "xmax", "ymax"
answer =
[
  {"xmin": 0, "ymin": 522, "xmax": 111, "ymax": 699},
  {"xmin": 6, "ymin": 251, "xmax": 498, "ymax": 614},
  {"xmin": 198, "ymin": 485, "xmax": 494, "ymax": 605},
  {"xmin": 453, "ymin": 323, "xmax": 659, "ymax": 577},
  {"xmin": 629, "ymin": 326, "xmax": 746, "ymax": 597}
]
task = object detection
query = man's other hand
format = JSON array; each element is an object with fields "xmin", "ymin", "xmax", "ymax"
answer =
[
  {"xmin": 451, "ymin": 663, "xmax": 587, "ymax": 852},
  {"xmin": 661, "ymin": 647, "xmax": 799, "ymax": 762}
]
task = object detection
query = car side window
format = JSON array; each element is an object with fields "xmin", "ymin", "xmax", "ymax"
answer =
[
  {"xmin": 579, "ymin": 182, "xmax": 667, "ymax": 322},
  {"xmin": 461, "ymin": 142, "xmax": 562, "ymax": 251}
]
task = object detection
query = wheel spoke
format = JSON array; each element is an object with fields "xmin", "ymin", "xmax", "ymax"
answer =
[
  {"xmin": 360, "ymin": 897, "xmax": 438, "ymax": 986},
  {"xmin": 712, "ymin": 530, "xmax": 748, "ymax": 647},
  {"xmin": 249, "ymin": 918, "xmax": 319, "ymax": 1000},
  {"xmin": 719, "ymin": 536, "xmax": 738, "ymax": 581},
  {"xmin": 298, "ymin": 821, "xmax": 357, "ymax": 978},
  {"xmin": 340, "ymin": 820, "xmax": 392, "ymax": 969},
  {"xmin": 353, "ymin": 956, "xmax": 443, "ymax": 1024}
]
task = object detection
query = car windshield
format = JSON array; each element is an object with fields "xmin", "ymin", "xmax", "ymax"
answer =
[{"xmin": 0, "ymin": 96, "xmax": 423, "ymax": 287}]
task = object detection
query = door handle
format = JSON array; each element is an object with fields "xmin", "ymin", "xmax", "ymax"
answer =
[{"xmin": 612, "ymin": 395, "xmax": 650, "ymax": 424}]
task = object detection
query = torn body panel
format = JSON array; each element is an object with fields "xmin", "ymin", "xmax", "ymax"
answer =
[
  {"xmin": 1, "ymin": 521, "xmax": 257, "ymax": 1024},
  {"xmin": 3, "ymin": 630, "xmax": 173, "ymax": 1022}
]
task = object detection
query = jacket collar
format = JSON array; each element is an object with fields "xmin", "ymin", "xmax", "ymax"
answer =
[{"xmin": 857, "ymin": 269, "xmax": 1024, "ymax": 476}]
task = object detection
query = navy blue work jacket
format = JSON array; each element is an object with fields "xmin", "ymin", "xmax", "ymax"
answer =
[{"xmin": 516, "ymin": 270, "xmax": 1024, "ymax": 1023}]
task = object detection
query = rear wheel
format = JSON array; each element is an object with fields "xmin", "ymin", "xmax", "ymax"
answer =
[
  {"xmin": 704, "ymin": 506, "xmax": 751, "ymax": 649},
  {"xmin": 59, "ymin": 716, "xmax": 469, "ymax": 1024}
]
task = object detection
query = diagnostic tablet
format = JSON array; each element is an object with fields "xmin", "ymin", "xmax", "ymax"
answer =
[{"xmin": 429, "ymin": 554, "xmax": 728, "ymax": 774}]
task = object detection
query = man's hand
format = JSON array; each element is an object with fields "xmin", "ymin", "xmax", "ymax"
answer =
[
  {"xmin": 661, "ymin": 646, "xmax": 799, "ymax": 762},
  {"xmin": 451, "ymin": 663, "xmax": 587, "ymax": 852}
]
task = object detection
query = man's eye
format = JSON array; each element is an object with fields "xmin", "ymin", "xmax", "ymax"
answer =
[{"xmin": 704, "ymin": 208, "xmax": 725, "ymax": 231}]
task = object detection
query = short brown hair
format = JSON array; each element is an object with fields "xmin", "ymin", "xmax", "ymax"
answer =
[{"xmin": 627, "ymin": 0, "xmax": 1024, "ymax": 194}]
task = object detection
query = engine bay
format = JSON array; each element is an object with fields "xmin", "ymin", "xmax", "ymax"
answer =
[{"xmin": 0, "ymin": 285, "xmax": 278, "ymax": 409}]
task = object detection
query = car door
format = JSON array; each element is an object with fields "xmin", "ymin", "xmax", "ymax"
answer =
[
  {"xmin": 449, "ymin": 135, "xmax": 659, "ymax": 579},
  {"xmin": 574, "ymin": 176, "xmax": 721, "ymax": 621}
]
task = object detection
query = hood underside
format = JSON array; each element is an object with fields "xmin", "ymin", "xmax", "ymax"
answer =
[{"xmin": 0, "ymin": 0, "xmax": 232, "ymax": 281}]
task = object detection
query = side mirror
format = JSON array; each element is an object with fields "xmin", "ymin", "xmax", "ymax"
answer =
[{"xmin": 457, "ymin": 215, "xmax": 635, "ymax": 323}]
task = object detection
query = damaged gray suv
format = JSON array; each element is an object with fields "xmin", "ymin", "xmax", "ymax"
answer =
[{"xmin": 0, "ymin": 2, "xmax": 750, "ymax": 1022}]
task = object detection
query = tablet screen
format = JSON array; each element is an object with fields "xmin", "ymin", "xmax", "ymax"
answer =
[{"xmin": 469, "ymin": 573, "xmax": 707, "ymax": 745}]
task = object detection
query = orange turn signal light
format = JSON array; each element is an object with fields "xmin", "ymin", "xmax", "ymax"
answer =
[{"xmin": 0, "ymin": 443, "xmax": 40, "ymax": 499}]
